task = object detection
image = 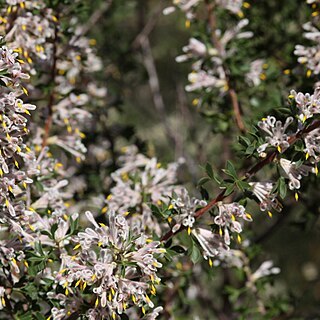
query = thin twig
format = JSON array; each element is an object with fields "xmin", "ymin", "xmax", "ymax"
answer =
[
  {"xmin": 75, "ymin": 0, "xmax": 112, "ymax": 40},
  {"xmin": 205, "ymin": 0, "xmax": 246, "ymax": 133}
]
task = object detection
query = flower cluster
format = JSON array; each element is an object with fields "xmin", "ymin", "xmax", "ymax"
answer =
[
  {"xmin": 181, "ymin": 18, "xmax": 253, "ymax": 95},
  {"xmin": 257, "ymin": 116, "xmax": 293, "ymax": 155},
  {"xmin": 0, "ymin": 43, "xmax": 35, "ymax": 220},
  {"xmin": 171, "ymin": 187, "xmax": 207, "ymax": 233},
  {"xmin": 214, "ymin": 202, "xmax": 252, "ymax": 245},
  {"xmin": 295, "ymin": 22, "xmax": 320, "ymax": 76},
  {"xmin": 104, "ymin": 146, "xmax": 183, "ymax": 235},
  {"xmin": 54, "ymin": 211, "xmax": 165, "ymax": 319}
]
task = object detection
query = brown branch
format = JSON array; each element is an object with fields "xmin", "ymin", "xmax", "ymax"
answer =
[
  {"xmin": 161, "ymin": 119, "xmax": 320, "ymax": 242},
  {"xmin": 73, "ymin": 0, "xmax": 112, "ymax": 43},
  {"xmin": 205, "ymin": 0, "xmax": 246, "ymax": 133}
]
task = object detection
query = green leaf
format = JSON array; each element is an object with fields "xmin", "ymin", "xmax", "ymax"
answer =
[
  {"xmin": 198, "ymin": 177, "xmax": 210, "ymax": 186},
  {"xmin": 205, "ymin": 162, "xmax": 214, "ymax": 179},
  {"xmin": 279, "ymin": 177, "xmax": 287, "ymax": 199},
  {"xmin": 190, "ymin": 241, "xmax": 201, "ymax": 264},
  {"xmin": 226, "ymin": 161, "xmax": 238, "ymax": 179}
]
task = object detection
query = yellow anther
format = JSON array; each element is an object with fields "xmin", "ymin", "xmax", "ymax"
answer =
[
  {"xmin": 237, "ymin": 10, "xmax": 244, "ymax": 18},
  {"xmin": 1, "ymin": 297, "xmax": 5, "ymax": 307},
  {"xmin": 82, "ymin": 282, "xmax": 87, "ymax": 291},
  {"xmin": 89, "ymin": 39, "xmax": 97, "ymax": 46},
  {"xmin": 295, "ymin": 192, "xmax": 299, "ymax": 201},
  {"xmin": 268, "ymin": 211, "xmax": 273, "ymax": 218},
  {"xmin": 185, "ymin": 19, "xmax": 191, "ymax": 28},
  {"xmin": 283, "ymin": 69, "xmax": 291, "ymax": 75},
  {"xmin": 192, "ymin": 98, "xmax": 199, "ymax": 106},
  {"xmin": 108, "ymin": 292, "xmax": 112, "ymax": 301},
  {"xmin": 75, "ymin": 279, "xmax": 81, "ymax": 287},
  {"xmin": 306, "ymin": 152, "xmax": 310, "ymax": 160},
  {"xmin": 101, "ymin": 206, "xmax": 108, "ymax": 214},
  {"xmin": 73, "ymin": 244, "xmax": 81, "ymax": 250},
  {"xmin": 259, "ymin": 73, "xmax": 266, "ymax": 81},
  {"xmin": 141, "ymin": 306, "xmax": 146, "ymax": 315},
  {"xmin": 22, "ymin": 182, "xmax": 27, "ymax": 189},
  {"xmin": 219, "ymin": 227, "xmax": 223, "ymax": 237},
  {"xmin": 24, "ymin": 261, "xmax": 29, "ymax": 268},
  {"xmin": 315, "ymin": 165, "xmax": 318, "ymax": 176},
  {"xmin": 208, "ymin": 258, "xmax": 213, "ymax": 268},
  {"xmin": 95, "ymin": 297, "xmax": 99, "ymax": 307},
  {"xmin": 243, "ymin": 2, "xmax": 250, "ymax": 8},
  {"xmin": 150, "ymin": 284, "xmax": 156, "ymax": 295},
  {"xmin": 156, "ymin": 162, "xmax": 161, "ymax": 168},
  {"xmin": 65, "ymin": 288, "xmax": 69, "ymax": 296},
  {"xmin": 277, "ymin": 145, "xmax": 282, "ymax": 153},
  {"xmin": 21, "ymin": 86, "xmax": 28, "ymax": 95},
  {"xmin": 52, "ymin": 15, "xmax": 58, "ymax": 22},
  {"xmin": 132, "ymin": 295, "xmax": 136, "ymax": 303},
  {"xmin": 168, "ymin": 217, "xmax": 172, "ymax": 223},
  {"xmin": 107, "ymin": 194, "xmax": 112, "ymax": 200},
  {"xmin": 237, "ymin": 234, "xmax": 242, "ymax": 243},
  {"xmin": 157, "ymin": 200, "xmax": 162, "ymax": 205},
  {"xmin": 231, "ymin": 214, "xmax": 236, "ymax": 221},
  {"xmin": 307, "ymin": 69, "xmax": 312, "ymax": 78},
  {"xmin": 245, "ymin": 213, "xmax": 252, "ymax": 220},
  {"xmin": 111, "ymin": 287, "xmax": 115, "ymax": 296},
  {"xmin": 187, "ymin": 226, "xmax": 191, "ymax": 235}
]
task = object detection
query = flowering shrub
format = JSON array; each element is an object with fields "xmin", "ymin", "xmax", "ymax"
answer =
[{"xmin": 0, "ymin": 0, "xmax": 320, "ymax": 319}]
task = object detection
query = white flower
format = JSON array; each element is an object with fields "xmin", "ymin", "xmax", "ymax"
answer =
[
  {"xmin": 290, "ymin": 88, "xmax": 320, "ymax": 123},
  {"xmin": 171, "ymin": 188, "xmax": 207, "ymax": 233},
  {"xmin": 245, "ymin": 59, "xmax": 265, "ymax": 87},
  {"xmin": 192, "ymin": 227, "xmax": 229, "ymax": 259},
  {"xmin": 249, "ymin": 182, "xmax": 282, "ymax": 212},
  {"xmin": 257, "ymin": 116, "xmax": 293, "ymax": 154},
  {"xmin": 279, "ymin": 158, "xmax": 315, "ymax": 190},
  {"xmin": 304, "ymin": 128, "xmax": 320, "ymax": 161},
  {"xmin": 215, "ymin": 202, "xmax": 252, "ymax": 245},
  {"xmin": 251, "ymin": 260, "xmax": 280, "ymax": 282}
]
